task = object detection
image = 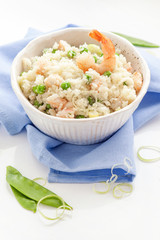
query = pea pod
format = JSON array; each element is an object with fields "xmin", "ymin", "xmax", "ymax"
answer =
[
  {"xmin": 10, "ymin": 185, "xmax": 37, "ymax": 213},
  {"xmin": 6, "ymin": 166, "xmax": 72, "ymax": 210},
  {"xmin": 113, "ymin": 32, "xmax": 160, "ymax": 48}
]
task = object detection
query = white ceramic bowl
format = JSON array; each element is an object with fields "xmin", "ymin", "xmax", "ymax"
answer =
[{"xmin": 11, "ymin": 28, "xmax": 150, "ymax": 145}]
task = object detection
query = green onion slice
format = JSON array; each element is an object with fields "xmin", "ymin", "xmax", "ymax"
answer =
[
  {"xmin": 87, "ymin": 44, "xmax": 102, "ymax": 56},
  {"xmin": 93, "ymin": 56, "xmax": 98, "ymax": 63},
  {"xmin": 123, "ymin": 157, "xmax": 133, "ymax": 174},
  {"xmin": 93, "ymin": 157, "xmax": 133, "ymax": 196},
  {"xmin": 109, "ymin": 174, "xmax": 118, "ymax": 184},
  {"xmin": 111, "ymin": 157, "xmax": 132, "ymax": 176},
  {"xmin": 113, "ymin": 183, "xmax": 133, "ymax": 199},
  {"xmin": 93, "ymin": 180, "xmax": 110, "ymax": 194},
  {"xmin": 67, "ymin": 50, "xmax": 76, "ymax": 58},
  {"xmin": 37, "ymin": 194, "xmax": 66, "ymax": 221},
  {"xmin": 33, "ymin": 177, "xmax": 47, "ymax": 187},
  {"xmin": 80, "ymin": 47, "xmax": 88, "ymax": 54},
  {"xmin": 85, "ymin": 74, "xmax": 92, "ymax": 84},
  {"xmin": 137, "ymin": 146, "xmax": 160, "ymax": 162}
]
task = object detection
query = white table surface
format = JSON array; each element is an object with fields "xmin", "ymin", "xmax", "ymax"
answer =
[{"xmin": 0, "ymin": 0, "xmax": 160, "ymax": 239}]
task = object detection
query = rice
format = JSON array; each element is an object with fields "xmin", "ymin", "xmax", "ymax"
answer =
[{"xmin": 18, "ymin": 39, "xmax": 141, "ymax": 119}]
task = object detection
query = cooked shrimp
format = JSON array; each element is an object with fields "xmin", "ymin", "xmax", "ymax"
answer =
[
  {"xmin": 36, "ymin": 64, "xmax": 45, "ymax": 75},
  {"xmin": 36, "ymin": 58, "xmax": 48, "ymax": 75},
  {"xmin": 47, "ymin": 95, "xmax": 67, "ymax": 111},
  {"xmin": 56, "ymin": 108, "xmax": 75, "ymax": 118},
  {"xmin": 44, "ymin": 74, "xmax": 63, "ymax": 88},
  {"xmin": 76, "ymin": 30, "xmax": 116, "ymax": 75},
  {"xmin": 58, "ymin": 40, "xmax": 70, "ymax": 51},
  {"xmin": 132, "ymin": 71, "xmax": 143, "ymax": 93}
]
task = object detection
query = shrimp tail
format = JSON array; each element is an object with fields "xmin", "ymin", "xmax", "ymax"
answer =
[
  {"xmin": 76, "ymin": 29, "xmax": 116, "ymax": 74},
  {"xmin": 89, "ymin": 30, "xmax": 116, "ymax": 62},
  {"xmin": 89, "ymin": 30, "xmax": 105, "ymax": 43}
]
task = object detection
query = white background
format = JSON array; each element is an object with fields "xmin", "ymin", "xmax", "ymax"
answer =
[{"xmin": 0, "ymin": 0, "xmax": 160, "ymax": 239}]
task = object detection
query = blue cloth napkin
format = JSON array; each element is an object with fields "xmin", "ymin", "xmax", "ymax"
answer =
[{"xmin": 0, "ymin": 25, "xmax": 160, "ymax": 183}]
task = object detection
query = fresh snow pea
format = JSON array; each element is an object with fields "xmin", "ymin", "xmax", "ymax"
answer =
[
  {"xmin": 10, "ymin": 185, "xmax": 37, "ymax": 213},
  {"xmin": 6, "ymin": 166, "xmax": 72, "ymax": 210},
  {"xmin": 113, "ymin": 32, "xmax": 160, "ymax": 48}
]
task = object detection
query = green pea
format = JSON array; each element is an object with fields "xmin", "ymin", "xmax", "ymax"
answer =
[
  {"xmin": 10, "ymin": 185, "xmax": 37, "ymax": 213},
  {"xmin": 115, "ymin": 53, "xmax": 119, "ymax": 56},
  {"xmin": 6, "ymin": 166, "xmax": 72, "ymax": 210},
  {"xmin": 33, "ymin": 100, "xmax": 42, "ymax": 108},
  {"xmin": 93, "ymin": 56, "xmax": 98, "ymax": 63},
  {"xmin": 46, "ymin": 104, "xmax": 51, "ymax": 110},
  {"xmin": 61, "ymin": 82, "xmax": 71, "ymax": 90},
  {"xmin": 103, "ymin": 71, "xmax": 111, "ymax": 77},
  {"xmin": 80, "ymin": 47, "xmax": 88, "ymax": 54},
  {"xmin": 67, "ymin": 50, "xmax": 76, "ymax": 58},
  {"xmin": 75, "ymin": 115, "xmax": 85, "ymax": 119},
  {"xmin": 88, "ymin": 96, "xmax": 95, "ymax": 105},
  {"xmin": 32, "ymin": 85, "xmax": 46, "ymax": 94},
  {"xmin": 52, "ymin": 49, "xmax": 58, "ymax": 53}
]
